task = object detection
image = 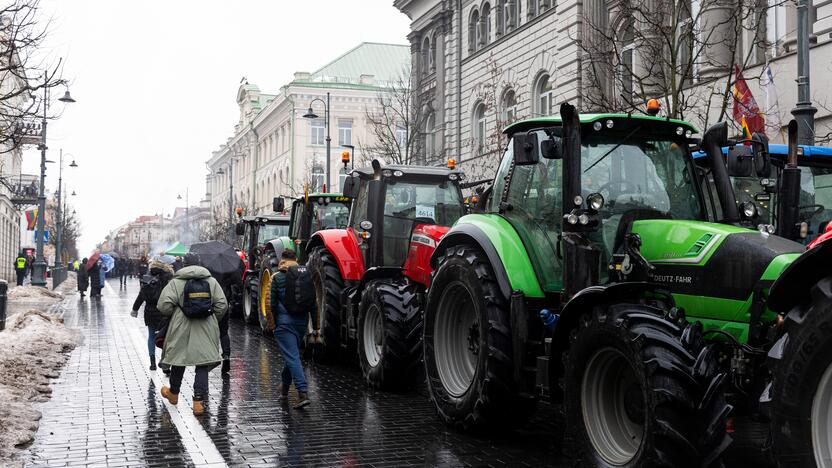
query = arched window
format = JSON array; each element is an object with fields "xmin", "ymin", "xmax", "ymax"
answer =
[
  {"xmin": 619, "ymin": 20, "xmax": 636, "ymax": 102},
  {"xmin": 676, "ymin": 0, "xmax": 693, "ymax": 82},
  {"xmin": 482, "ymin": 3, "xmax": 492, "ymax": 45},
  {"xmin": 429, "ymin": 35, "xmax": 436, "ymax": 72},
  {"xmin": 311, "ymin": 164, "xmax": 324, "ymax": 193},
  {"xmin": 501, "ymin": 89, "xmax": 517, "ymax": 123},
  {"xmin": 534, "ymin": 74, "xmax": 553, "ymax": 116},
  {"xmin": 425, "ymin": 113, "xmax": 436, "ymax": 159},
  {"xmin": 473, "ymin": 103, "xmax": 486, "ymax": 153},
  {"xmin": 469, "ymin": 8, "xmax": 480, "ymax": 52},
  {"xmin": 422, "ymin": 36, "xmax": 431, "ymax": 75}
]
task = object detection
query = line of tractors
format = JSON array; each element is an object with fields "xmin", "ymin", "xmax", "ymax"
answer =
[{"xmin": 230, "ymin": 103, "xmax": 832, "ymax": 468}]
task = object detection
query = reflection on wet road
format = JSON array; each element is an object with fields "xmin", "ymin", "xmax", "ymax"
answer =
[{"xmin": 23, "ymin": 278, "xmax": 568, "ymax": 467}]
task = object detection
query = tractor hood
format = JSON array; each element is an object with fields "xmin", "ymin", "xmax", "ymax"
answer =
[{"xmin": 632, "ymin": 220, "xmax": 804, "ymax": 322}]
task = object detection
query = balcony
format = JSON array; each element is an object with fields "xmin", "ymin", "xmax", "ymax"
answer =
[
  {"xmin": 1, "ymin": 174, "xmax": 40, "ymax": 206},
  {"xmin": 14, "ymin": 121, "xmax": 44, "ymax": 146}
]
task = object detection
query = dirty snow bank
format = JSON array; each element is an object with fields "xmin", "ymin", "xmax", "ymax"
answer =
[{"xmin": 0, "ymin": 276, "xmax": 82, "ymax": 466}]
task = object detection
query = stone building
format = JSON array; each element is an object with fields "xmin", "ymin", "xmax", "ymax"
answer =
[
  {"xmin": 395, "ymin": 0, "xmax": 832, "ymax": 181},
  {"xmin": 206, "ymin": 42, "xmax": 410, "ymax": 217}
]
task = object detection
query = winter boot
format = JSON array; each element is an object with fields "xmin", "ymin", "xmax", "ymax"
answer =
[
  {"xmin": 160, "ymin": 386, "xmax": 178, "ymax": 405},
  {"xmin": 277, "ymin": 384, "xmax": 289, "ymax": 401},
  {"xmin": 293, "ymin": 392, "xmax": 310, "ymax": 409},
  {"xmin": 221, "ymin": 359, "xmax": 230, "ymax": 375},
  {"xmin": 150, "ymin": 356, "xmax": 157, "ymax": 371},
  {"xmin": 192, "ymin": 398, "xmax": 205, "ymax": 416}
]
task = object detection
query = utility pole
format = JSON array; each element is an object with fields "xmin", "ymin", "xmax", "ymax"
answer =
[
  {"xmin": 791, "ymin": 0, "xmax": 817, "ymax": 145},
  {"xmin": 32, "ymin": 75, "xmax": 49, "ymax": 287}
]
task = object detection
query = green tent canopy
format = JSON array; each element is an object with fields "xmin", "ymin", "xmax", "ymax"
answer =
[{"xmin": 164, "ymin": 241, "xmax": 189, "ymax": 257}]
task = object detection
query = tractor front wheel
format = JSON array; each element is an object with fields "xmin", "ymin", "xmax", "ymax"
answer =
[
  {"xmin": 307, "ymin": 246, "xmax": 343, "ymax": 363},
  {"xmin": 258, "ymin": 256, "xmax": 279, "ymax": 335},
  {"xmin": 242, "ymin": 277, "xmax": 259, "ymax": 325},
  {"xmin": 769, "ymin": 276, "xmax": 832, "ymax": 468},
  {"xmin": 424, "ymin": 244, "xmax": 533, "ymax": 429},
  {"xmin": 563, "ymin": 304, "xmax": 730, "ymax": 467},
  {"xmin": 357, "ymin": 279, "xmax": 422, "ymax": 390}
]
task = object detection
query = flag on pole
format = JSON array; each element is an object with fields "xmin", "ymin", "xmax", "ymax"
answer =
[
  {"xmin": 741, "ymin": 116, "xmax": 753, "ymax": 141},
  {"xmin": 25, "ymin": 209, "xmax": 37, "ymax": 230},
  {"xmin": 761, "ymin": 62, "xmax": 784, "ymax": 139},
  {"xmin": 732, "ymin": 65, "xmax": 766, "ymax": 137}
]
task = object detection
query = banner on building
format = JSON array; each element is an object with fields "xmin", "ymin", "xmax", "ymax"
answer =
[
  {"xmin": 25, "ymin": 209, "xmax": 38, "ymax": 230},
  {"xmin": 732, "ymin": 65, "xmax": 766, "ymax": 137}
]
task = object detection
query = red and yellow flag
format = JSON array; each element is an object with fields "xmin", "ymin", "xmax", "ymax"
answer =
[
  {"xmin": 25, "ymin": 209, "xmax": 37, "ymax": 230},
  {"xmin": 732, "ymin": 65, "xmax": 766, "ymax": 137}
]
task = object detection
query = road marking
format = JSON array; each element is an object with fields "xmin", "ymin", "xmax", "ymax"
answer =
[{"xmin": 116, "ymin": 281, "xmax": 228, "ymax": 467}]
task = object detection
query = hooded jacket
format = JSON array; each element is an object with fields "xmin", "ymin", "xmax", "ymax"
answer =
[
  {"xmin": 157, "ymin": 265, "xmax": 228, "ymax": 367},
  {"xmin": 132, "ymin": 259, "xmax": 174, "ymax": 328},
  {"xmin": 269, "ymin": 259, "xmax": 299, "ymax": 317}
]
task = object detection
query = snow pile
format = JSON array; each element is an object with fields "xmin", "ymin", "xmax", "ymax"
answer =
[
  {"xmin": 0, "ymin": 309, "xmax": 82, "ymax": 465},
  {"xmin": 7, "ymin": 286, "xmax": 62, "ymax": 301}
]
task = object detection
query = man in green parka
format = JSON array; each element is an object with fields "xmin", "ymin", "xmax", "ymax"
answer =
[{"xmin": 157, "ymin": 253, "xmax": 228, "ymax": 415}]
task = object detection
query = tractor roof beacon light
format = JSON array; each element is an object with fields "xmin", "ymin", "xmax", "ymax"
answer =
[
  {"xmin": 341, "ymin": 151, "xmax": 350, "ymax": 167},
  {"xmin": 236, "ymin": 207, "xmax": 243, "ymax": 218},
  {"xmin": 447, "ymin": 158, "xmax": 456, "ymax": 169},
  {"xmin": 647, "ymin": 99, "xmax": 661, "ymax": 116}
]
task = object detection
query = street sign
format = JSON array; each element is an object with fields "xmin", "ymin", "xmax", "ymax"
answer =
[{"xmin": 34, "ymin": 230, "xmax": 49, "ymax": 242}]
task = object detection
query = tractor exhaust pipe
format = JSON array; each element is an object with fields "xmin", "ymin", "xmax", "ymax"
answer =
[
  {"xmin": 701, "ymin": 122, "xmax": 740, "ymax": 223},
  {"xmin": 776, "ymin": 121, "xmax": 802, "ymax": 239}
]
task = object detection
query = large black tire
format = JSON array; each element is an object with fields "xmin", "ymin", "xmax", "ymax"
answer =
[
  {"xmin": 423, "ymin": 244, "xmax": 534, "ymax": 430},
  {"xmin": 563, "ymin": 303, "xmax": 731, "ymax": 468},
  {"xmin": 307, "ymin": 246, "xmax": 344, "ymax": 363},
  {"xmin": 357, "ymin": 279, "xmax": 423, "ymax": 390},
  {"xmin": 258, "ymin": 256, "xmax": 278, "ymax": 335},
  {"xmin": 242, "ymin": 277, "xmax": 259, "ymax": 325},
  {"xmin": 768, "ymin": 276, "xmax": 832, "ymax": 468}
]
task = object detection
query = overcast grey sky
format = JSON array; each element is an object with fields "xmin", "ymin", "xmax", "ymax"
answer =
[{"xmin": 22, "ymin": 0, "xmax": 411, "ymax": 256}]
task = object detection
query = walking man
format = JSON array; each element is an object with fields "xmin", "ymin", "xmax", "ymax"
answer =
[
  {"xmin": 270, "ymin": 250, "xmax": 312, "ymax": 409},
  {"xmin": 14, "ymin": 251, "xmax": 27, "ymax": 286},
  {"xmin": 158, "ymin": 253, "xmax": 228, "ymax": 415}
]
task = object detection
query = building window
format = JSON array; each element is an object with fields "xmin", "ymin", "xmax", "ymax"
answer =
[
  {"xmin": 339, "ymin": 168, "xmax": 348, "ymax": 192},
  {"xmin": 310, "ymin": 119, "xmax": 325, "ymax": 145},
  {"xmin": 482, "ymin": 3, "xmax": 492, "ymax": 46},
  {"xmin": 676, "ymin": 0, "xmax": 693, "ymax": 83},
  {"xmin": 311, "ymin": 164, "xmax": 324, "ymax": 192},
  {"xmin": 534, "ymin": 74, "xmax": 553, "ymax": 116},
  {"xmin": 619, "ymin": 21, "xmax": 636, "ymax": 103},
  {"xmin": 501, "ymin": 89, "xmax": 517, "ymax": 123},
  {"xmin": 469, "ymin": 8, "xmax": 480, "ymax": 52},
  {"xmin": 429, "ymin": 35, "xmax": 436, "ymax": 72},
  {"xmin": 338, "ymin": 119, "xmax": 352, "ymax": 146},
  {"xmin": 425, "ymin": 113, "xmax": 436, "ymax": 159},
  {"xmin": 422, "ymin": 36, "xmax": 431, "ymax": 75},
  {"xmin": 473, "ymin": 103, "xmax": 486, "ymax": 152}
]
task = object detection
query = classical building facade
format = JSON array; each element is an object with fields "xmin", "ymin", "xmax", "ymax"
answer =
[
  {"xmin": 206, "ymin": 42, "xmax": 410, "ymax": 216},
  {"xmin": 395, "ymin": 0, "xmax": 832, "ymax": 181}
]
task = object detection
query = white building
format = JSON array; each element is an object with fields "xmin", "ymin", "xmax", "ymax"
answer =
[
  {"xmin": 206, "ymin": 42, "xmax": 411, "ymax": 216},
  {"xmin": 395, "ymin": 0, "xmax": 832, "ymax": 181}
]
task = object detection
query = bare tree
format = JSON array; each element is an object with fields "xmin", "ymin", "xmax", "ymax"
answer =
[
  {"xmin": 359, "ymin": 69, "xmax": 427, "ymax": 166},
  {"xmin": 579, "ymin": 0, "xmax": 773, "ymax": 132}
]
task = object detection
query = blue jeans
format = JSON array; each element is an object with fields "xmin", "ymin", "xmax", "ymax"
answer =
[
  {"xmin": 274, "ymin": 312, "xmax": 309, "ymax": 393},
  {"xmin": 147, "ymin": 325, "xmax": 158, "ymax": 358}
]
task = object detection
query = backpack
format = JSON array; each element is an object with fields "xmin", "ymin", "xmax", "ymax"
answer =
[
  {"xmin": 283, "ymin": 265, "xmax": 314, "ymax": 315},
  {"xmin": 182, "ymin": 278, "xmax": 214, "ymax": 319},
  {"xmin": 142, "ymin": 276, "xmax": 166, "ymax": 309}
]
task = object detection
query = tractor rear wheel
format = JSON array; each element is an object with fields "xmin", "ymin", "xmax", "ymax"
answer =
[
  {"xmin": 358, "ymin": 279, "xmax": 423, "ymax": 390},
  {"xmin": 424, "ymin": 244, "xmax": 533, "ymax": 429},
  {"xmin": 769, "ymin": 276, "xmax": 832, "ymax": 468},
  {"xmin": 242, "ymin": 277, "xmax": 259, "ymax": 325},
  {"xmin": 307, "ymin": 246, "xmax": 343, "ymax": 363},
  {"xmin": 563, "ymin": 303, "xmax": 731, "ymax": 468},
  {"xmin": 258, "ymin": 256, "xmax": 278, "ymax": 335}
]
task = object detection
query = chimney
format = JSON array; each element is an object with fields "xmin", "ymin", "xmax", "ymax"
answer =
[
  {"xmin": 294, "ymin": 71, "xmax": 311, "ymax": 81},
  {"xmin": 359, "ymin": 74, "xmax": 375, "ymax": 85}
]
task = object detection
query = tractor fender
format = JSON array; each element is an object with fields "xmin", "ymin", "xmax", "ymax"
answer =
[
  {"xmin": 430, "ymin": 218, "xmax": 544, "ymax": 299},
  {"xmin": 262, "ymin": 237, "xmax": 292, "ymax": 269},
  {"xmin": 552, "ymin": 282, "xmax": 674, "ymax": 348},
  {"xmin": 350, "ymin": 266, "xmax": 403, "ymax": 306},
  {"xmin": 307, "ymin": 229, "xmax": 365, "ymax": 281},
  {"xmin": 768, "ymin": 239, "xmax": 832, "ymax": 313}
]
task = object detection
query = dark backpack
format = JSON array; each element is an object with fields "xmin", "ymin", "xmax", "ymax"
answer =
[
  {"xmin": 142, "ymin": 276, "xmax": 166, "ymax": 309},
  {"xmin": 182, "ymin": 278, "xmax": 213, "ymax": 319},
  {"xmin": 283, "ymin": 265, "xmax": 314, "ymax": 315}
]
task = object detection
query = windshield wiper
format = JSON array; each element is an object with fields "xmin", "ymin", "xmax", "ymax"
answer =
[{"xmin": 583, "ymin": 125, "xmax": 642, "ymax": 173}]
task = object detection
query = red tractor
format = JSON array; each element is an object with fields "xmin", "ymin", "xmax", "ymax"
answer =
[{"xmin": 305, "ymin": 160, "xmax": 466, "ymax": 389}]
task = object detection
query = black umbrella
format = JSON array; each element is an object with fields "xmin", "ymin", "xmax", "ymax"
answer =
[
  {"xmin": 104, "ymin": 251, "xmax": 120, "ymax": 259},
  {"xmin": 189, "ymin": 241, "xmax": 243, "ymax": 276}
]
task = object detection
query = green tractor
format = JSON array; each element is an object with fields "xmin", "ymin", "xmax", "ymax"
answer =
[
  {"xmin": 423, "ymin": 103, "xmax": 831, "ymax": 466},
  {"xmin": 256, "ymin": 193, "xmax": 351, "ymax": 333}
]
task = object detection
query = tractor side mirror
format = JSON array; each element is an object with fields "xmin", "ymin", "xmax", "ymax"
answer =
[
  {"xmin": 727, "ymin": 145, "xmax": 754, "ymax": 177},
  {"xmin": 235, "ymin": 222, "xmax": 245, "ymax": 236},
  {"xmin": 541, "ymin": 137, "xmax": 563, "ymax": 159},
  {"xmin": 273, "ymin": 197, "xmax": 285, "ymax": 213},
  {"xmin": 342, "ymin": 176, "xmax": 359, "ymax": 198},
  {"xmin": 751, "ymin": 132, "xmax": 771, "ymax": 178},
  {"xmin": 512, "ymin": 133, "xmax": 540, "ymax": 165}
]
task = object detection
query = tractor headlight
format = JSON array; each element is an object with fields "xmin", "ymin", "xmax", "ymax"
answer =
[
  {"xmin": 382, "ymin": 169, "xmax": 393, "ymax": 177},
  {"xmin": 593, "ymin": 121, "xmax": 603, "ymax": 131},
  {"xmin": 359, "ymin": 220, "xmax": 373, "ymax": 230},
  {"xmin": 798, "ymin": 222, "xmax": 809, "ymax": 239},
  {"xmin": 566, "ymin": 213, "xmax": 579, "ymax": 225},
  {"xmin": 578, "ymin": 214, "xmax": 590, "ymax": 225},
  {"xmin": 741, "ymin": 201, "xmax": 757, "ymax": 219},
  {"xmin": 573, "ymin": 195, "xmax": 583, "ymax": 207},
  {"xmin": 393, "ymin": 170, "xmax": 404, "ymax": 177},
  {"xmin": 605, "ymin": 120, "xmax": 614, "ymax": 129},
  {"xmin": 449, "ymin": 174, "xmax": 458, "ymax": 181},
  {"xmin": 685, "ymin": 130, "xmax": 693, "ymax": 138},
  {"xmin": 587, "ymin": 192, "xmax": 605, "ymax": 211},
  {"xmin": 676, "ymin": 126, "xmax": 684, "ymax": 136}
]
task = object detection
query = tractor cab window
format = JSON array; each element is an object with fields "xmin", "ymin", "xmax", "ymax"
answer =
[
  {"xmin": 309, "ymin": 199, "xmax": 351, "ymax": 235},
  {"xmin": 289, "ymin": 201, "xmax": 303, "ymax": 240},
  {"xmin": 382, "ymin": 180, "xmax": 464, "ymax": 266},
  {"xmin": 581, "ymin": 136, "xmax": 704, "ymax": 265},
  {"xmin": 257, "ymin": 223, "xmax": 289, "ymax": 244},
  {"xmin": 797, "ymin": 166, "xmax": 832, "ymax": 241}
]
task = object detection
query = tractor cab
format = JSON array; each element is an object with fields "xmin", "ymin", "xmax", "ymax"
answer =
[
  {"xmin": 279, "ymin": 193, "xmax": 352, "ymax": 262},
  {"xmin": 235, "ymin": 213, "xmax": 290, "ymax": 274}
]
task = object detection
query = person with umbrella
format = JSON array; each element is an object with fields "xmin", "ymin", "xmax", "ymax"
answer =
[
  {"xmin": 189, "ymin": 241, "xmax": 244, "ymax": 376},
  {"xmin": 77, "ymin": 257, "xmax": 89, "ymax": 297},
  {"xmin": 87, "ymin": 253, "xmax": 102, "ymax": 298}
]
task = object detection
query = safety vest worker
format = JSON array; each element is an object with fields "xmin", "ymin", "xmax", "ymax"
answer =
[
  {"xmin": 15, "ymin": 256, "xmax": 26, "ymax": 270},
  {"xmin": 14, "ymin": 254, "xmax": 27, "ymax": 286}
]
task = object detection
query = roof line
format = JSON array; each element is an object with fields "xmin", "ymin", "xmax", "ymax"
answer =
[{"xmin": 311, "ymin": 42, "xmax": 409, "ymax": 76}]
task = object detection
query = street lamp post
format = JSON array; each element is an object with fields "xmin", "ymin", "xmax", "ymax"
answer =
[
  {"xmin": 303, "ymin": 92, "xmax": 331, "ymax": 193},
  {"xmin": 55, "ymin": 150, "xmax": 78, "ymax": 272},
  {"xmin": 32, "ymin": 75, "xmax": 75, "ymax": 287},
  {"xmin": 791, "ymin": 0, "xmax": 817, "ymax": 145}
]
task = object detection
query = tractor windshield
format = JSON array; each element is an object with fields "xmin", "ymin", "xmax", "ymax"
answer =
[
  {"xmin": 310, "ymin": 200, "xmax": 350, "ymax": 234},
  {"xmin": 257, "ymin": 223, "xmax": 289, "ymax": 244},
  {"xmin": 383, "ymin": 180, "xmax": 464, "ymax": 266},
  {"xmin": 493, "ymin": 128, "xmax": 705, "ymax": 292}
]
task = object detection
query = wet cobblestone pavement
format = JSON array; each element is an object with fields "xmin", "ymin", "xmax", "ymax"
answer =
[{"xmin": 22, "ymin": 278, "xmax": 569, "ymax": 467}]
